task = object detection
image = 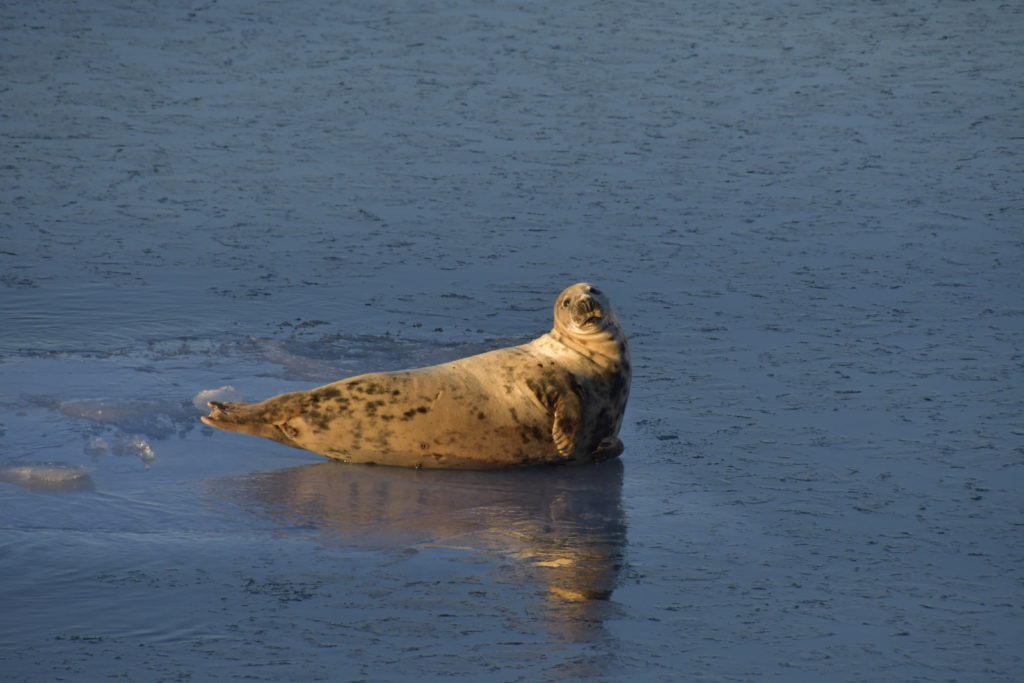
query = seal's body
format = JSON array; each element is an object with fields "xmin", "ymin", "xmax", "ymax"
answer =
[{"xmin": 202, "ymin": 283, "xmax": 630, "ymax": 469}]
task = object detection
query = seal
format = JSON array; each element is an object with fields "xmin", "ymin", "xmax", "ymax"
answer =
[{"xmin": 201, "ymin": 283, "xmax": 630, "ymax": 469}]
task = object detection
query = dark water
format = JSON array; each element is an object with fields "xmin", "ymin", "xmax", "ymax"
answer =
[{"xmin": 2, "ymin": 1, "xmax": 1022, "ymax": 680}]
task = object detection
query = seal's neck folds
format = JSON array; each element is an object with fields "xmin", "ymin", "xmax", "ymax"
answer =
[{"xmin": 549, "ymin": 328, "xmax": 628, "ymax": 371}]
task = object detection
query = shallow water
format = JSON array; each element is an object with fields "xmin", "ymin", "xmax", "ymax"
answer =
[{"xmin": 2, "ymin": 0, "xmax": 1022, "ymax": 680}]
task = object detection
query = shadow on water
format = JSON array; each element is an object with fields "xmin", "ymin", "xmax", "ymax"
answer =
[{"xmin": 206, "ymin": 459, "xmax": 627, "ymax": 642}]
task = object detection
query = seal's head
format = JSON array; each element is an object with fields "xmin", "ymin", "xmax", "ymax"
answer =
[
  {"xmin": 553, "ymin": 283, "xmax": 623, "ymax": 340},
  {"xmin": 551, "ymin": 282, "xmax": 631, "ymax": 423}
]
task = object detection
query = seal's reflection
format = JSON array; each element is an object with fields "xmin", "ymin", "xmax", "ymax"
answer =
[{"xmin": 208, "ymin": 459, "xmax": 626, "ymax": 641}]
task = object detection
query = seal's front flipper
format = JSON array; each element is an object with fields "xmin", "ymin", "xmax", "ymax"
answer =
[
  {"xmin": 551, "ymin": 395, "xmax": 581, "ymax": 459},
  {"xmin": 590, "ymin": 437, "xmax": 623, "ymax": 463}
]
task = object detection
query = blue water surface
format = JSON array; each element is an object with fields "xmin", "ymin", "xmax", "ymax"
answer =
[{"xmin": 2, "ymin": 1, "xmax": 1021, "ymax": 680}]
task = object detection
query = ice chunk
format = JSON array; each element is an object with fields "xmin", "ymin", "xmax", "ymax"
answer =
[
  {"xmin": 192, "ymin": 385, "xmax": 244, "ymax": 410},
  {"xmin": 59, "ymin": 398, "xmax": 198, "ymax": 439},
  {"xmin": 84, "ymin": 436, "xmax": 109, "ymax": 457},
  {"xmin": 110, "ymin": 436, "xmax": 156, "ymax": 469},
  {"xmin": 0, "ymin": 462, "xmax": 96, "ymax": 492},
  {"xmin": 82, "ymin": 435, "xmax": 155, "ymax": 468}
]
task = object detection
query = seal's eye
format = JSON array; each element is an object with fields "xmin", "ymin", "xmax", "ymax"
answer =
[
  {"xmin": 588, "ymin": 287, "xmax": 602, "ymax": 296},
  {"xmin": 561, "ymin": 298, "xmax": 571, "ymax": 308}
]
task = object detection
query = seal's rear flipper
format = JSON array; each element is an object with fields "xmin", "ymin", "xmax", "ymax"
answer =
[
  {"xmin": 202, "ymin": 400, "xmax": 251, "ymax": 428},
  {"xmin": 203, "ymin": 401, "xmax": 277, "ymax": 439}
]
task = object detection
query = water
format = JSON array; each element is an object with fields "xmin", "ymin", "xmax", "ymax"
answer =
[{"xmin": 2, "ymin": 0, "xmax": 1022, "ymax": 680}]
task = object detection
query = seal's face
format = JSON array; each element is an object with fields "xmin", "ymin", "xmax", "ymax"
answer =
[{"xmin": 554, "ymin": 283, "xmax": 620, "ymax": 338}]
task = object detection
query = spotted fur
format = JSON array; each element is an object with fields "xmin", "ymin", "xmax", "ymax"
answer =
[{"xmin": 202, "ymin": 283, "xmax": 630, "ymax": 469}]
